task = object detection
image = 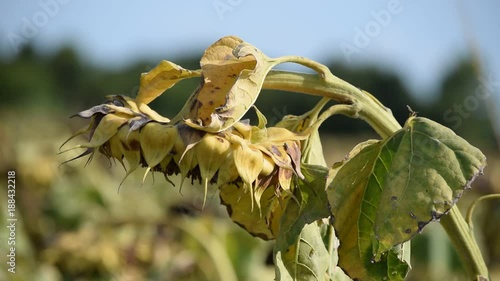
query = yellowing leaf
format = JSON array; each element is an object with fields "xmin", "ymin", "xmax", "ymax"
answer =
[
  {"xmin": 327, "ymin": 117, "xmax": 486, "ymax": 280},
  {"xmin": 136, "ymin": 60, "xmax": 201, "ymax": 105},
  {"xmin": 180, "ymin": 36, "xmax": 256, "ymax": 130},
  {"xmin": 219, "ymin": 181, "xmax": 287, "ymax": 240},
  {"xmin": 181, "ymin": 36, "xmax": 286, "ymax": 132}
]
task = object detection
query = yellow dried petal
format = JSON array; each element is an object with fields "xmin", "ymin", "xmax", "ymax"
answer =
[
  {"xmin": 194, "ymin": 133, "xmax": 231, "ymax": 208},
  {"xmin": 265, "ymin": 127, "xmax": 307, "ymax": 143},
  {"xmin": 233, "ymin": 143, "xmax": 263, "ymax": 187},
  {"xmin": 176, "ymin": 141, "xmax": 197, "ymax": 194},
  {"xmin": 253, "ymin": 106, "xmax": 268, "ymax": 129},
  {"xmin": 232, "ymin": 121, "xmax": 252, "ymax": 140},
  {"xmin": 139, "ymin": 123, "xmax": 177, "ymax": 167},
  {"xmin": 137, "ymin": 102, "xmax": 171, "ymax": 123},
  {"xmin": 82, "ymin": 114, "xmax": 127, "ymax": 148},
  {"xmin": 104, "ymin": 104, "xmax": 137, "ymax": 118},
  {"xmin": 196, "ymin": 133, "xmax": 230, "ymax": 181},
  {"xmin": 255, "ymin": 143, "xmax": 293, "ymax": 171},
  {"xmin": 159, "ymin": 154, "xmax": 173, "ymax": 172},
  {"xmin": 216, "ymin": 151, "xmax": 240, "ymax": 187},
  {"xmin": 107, "ymin": 134, "xmax": 125, "ymax": 167},
  {"xmin": 115, "ymin": 125, "xmax": 141, "ymax": 185},
  {"xmin": 59, "ymin": 123, "xmax": 93, "ymax": 151},
  {"xmin": 278, "ymin": 168, "xmax": 293, "ymax": 191},
  {"xmin": 260, "ymin": 154, "xmax": 276, "ymax": 177},
  {"xmin": 232, "ymin": 138, "xmax": 263, "ymax": 210}
]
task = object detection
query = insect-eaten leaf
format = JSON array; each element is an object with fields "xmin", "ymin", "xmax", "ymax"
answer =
[{"xmin": 327, "ymin": 116, "xmax": 486, "ymax": 280}]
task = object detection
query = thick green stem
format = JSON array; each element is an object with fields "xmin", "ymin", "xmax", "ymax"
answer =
[
  {"xmin": 262, "ymin": 68, "xmax": 489, "ymax": 280},
  {"xmin": 263, "ymin": 70, "xmax": 401, "ymax": 138},
  {"xmin": 441, "ymin": 205, "xmax": 489, "ymax": 280},
  {"xmin": 466, "ymin": 194, "xmax": 500, "ymax": 229}
]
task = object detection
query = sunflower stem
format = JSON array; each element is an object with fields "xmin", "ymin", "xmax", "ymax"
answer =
[
  {"xmin": 263, "ymin": 68, "xmax": 489, "ymax": 280},
  {"xmin": 263, "ymin": 70, "xmax": 400, "ymax": 138},
  {"xmin": 441, "ymin": 205, "xmax": 489, "ymax": 280}
]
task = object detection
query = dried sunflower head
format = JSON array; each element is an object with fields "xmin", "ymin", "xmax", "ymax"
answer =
[
  {"xmin": 62, "ymin": 36, "xmax": 334, "ymax": 240},
  {"xmin": 62, "ymin": 95, "xmax": 309, "ymax": 239}
]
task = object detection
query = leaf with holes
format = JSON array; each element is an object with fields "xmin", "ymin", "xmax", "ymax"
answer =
[{"xmin": 326, "ymin": 116, "xmax": 486, "ymax": 280}]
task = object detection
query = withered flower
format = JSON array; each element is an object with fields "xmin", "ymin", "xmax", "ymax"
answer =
[
  {"xmin": 61, "ymin": 36, "xmax": 331, "ymax": 240},
  {"xmin": 62, "ymin": 94, "xmax": 308, "ymax": 240}
]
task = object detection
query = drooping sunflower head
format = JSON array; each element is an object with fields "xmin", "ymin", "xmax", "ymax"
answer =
[
  {"xmin": 62, "ymin": 94, "xmax": 312, "ymax": 239},
  {"xmin": 62, "ymin": 35, "xmax": 331, "ymax": 240}
]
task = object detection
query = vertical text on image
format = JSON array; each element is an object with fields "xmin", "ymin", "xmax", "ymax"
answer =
[{"xmin": 6, "ymin": 171, "xmax": 17, "ymax": 274}]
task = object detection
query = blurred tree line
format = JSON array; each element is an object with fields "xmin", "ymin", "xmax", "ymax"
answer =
[{"xmin": 0, "ymin": 45, "xmax": 497, "ymax": 150}]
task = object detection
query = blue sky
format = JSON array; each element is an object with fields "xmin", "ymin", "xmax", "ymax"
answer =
[{"xmin": 1, "ymin": 0, "xmax": 499, "ymax": 101}]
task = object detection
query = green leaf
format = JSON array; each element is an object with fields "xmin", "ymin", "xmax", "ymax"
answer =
[
  {"xmin": 319, "ymin": 224, "xmax": 353, "ymax": 281},
  {"xmin": 275, "ymin": 223, "xmax": 330, "ymax": 281},
  {"xmin": 327, "ymin": 117, "xmax": 486, "ymax": 280},
  {"xmin": 274, "ymin": 164, "xmax": 332, "ymax": 280},
  {"xmin": 278, "ymin": 164, "xmax": 331, "ymax": 249}
]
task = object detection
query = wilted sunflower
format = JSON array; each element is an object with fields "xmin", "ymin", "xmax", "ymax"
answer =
[
  {"xmin": 61, "ymin": 94, "xmax": 311, "ymax": 240},
  {"xmin": 61, "ymin": 35, "xmax": 336, "ymax": 240}
]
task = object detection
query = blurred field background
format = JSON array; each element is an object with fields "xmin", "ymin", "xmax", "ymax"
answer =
[{"xmin": 1, "ymin": 1, "xmax": 500, "ymax": 280}]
